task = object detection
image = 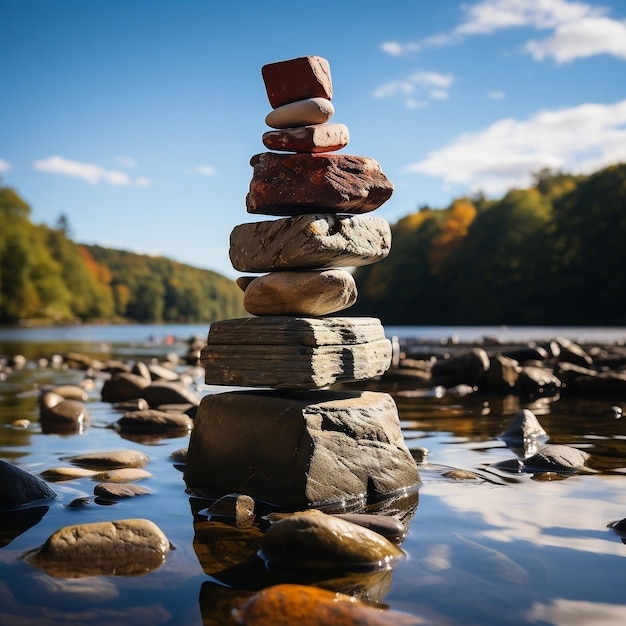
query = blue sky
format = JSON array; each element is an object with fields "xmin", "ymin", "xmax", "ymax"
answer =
[{"xmin": 2, "ymin": 0, "xmax": 625, "ymax": 279}]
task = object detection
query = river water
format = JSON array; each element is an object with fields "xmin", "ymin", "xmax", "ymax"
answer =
[{"xmin": 1, "ymin": 323, "xmax": 626, "ymax": 625}]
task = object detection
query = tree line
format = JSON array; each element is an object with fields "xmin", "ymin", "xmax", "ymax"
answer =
[
  {"xmin": 350, "ymin": 163, "xmax": 626, "ymax": 326},
  {"xmin": 3, "ymin": 162, "xmax": 625, "ymax": 326},
  {"xmin": 0, "ymin": 183, "xmax": 245, "ymax": 323}
]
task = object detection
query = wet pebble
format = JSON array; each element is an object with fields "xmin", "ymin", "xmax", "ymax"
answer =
[
  {"xmin": 94, "ymin": 482, "xmax": 151, "ymax": 499},
  {"xmin": 114, "ymin": 409, "xmax": 193, "ymax": 433},
  {"xmin": 40, "ymin": 467, "xmax": 98, "ymax": 481},
  {"xmin": 91, "ymin": 468, "xmax": 153, "ymax": 483},
  {"xmin": 24, "ymin": 518, "xmax": 171, "ymax": 577},
  {"xmin": 40, "ymin": 398, "xmax": 90, "ymax": 433},
  {"xmin": 63, "ymin": 449, "xmax": 150, "ymax": 469},
  {"xmin": 260, "ymin": 509, "xmax": 404, "ymax": 570}
]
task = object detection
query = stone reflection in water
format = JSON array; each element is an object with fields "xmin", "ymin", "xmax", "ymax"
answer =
[{"xmin": 0, "ymin": 506, "xmax": 49, "ymax": 548}]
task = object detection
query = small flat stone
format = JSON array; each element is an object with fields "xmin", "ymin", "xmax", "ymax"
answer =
[
  {"xmin": 262, "ymin": 123, "xmax": 349, "ymax": 153},
  {"xmin": 40, "ymin": 467, "xmax": 98, "ymax": 481},
  {"xmin": 230, "ymin": 214, "xmax": 391, "ymax": 272},
  {"xmin": 265, "ymin": 97, "xmax": 334, "ymax": 129},
  {"xmin": 246, "ymin": 153, "xmax": 393, "ymax": 216},
  {"xmin": 262, "ymin": 55, "xmax": 332, "ymax": 108},
  {"xmin": 48, "ymin": 385, "xmax": 89, "ymax": 402},
  {"xmin": 115, "ymin": 409, "xmax": 193, "ymax": 434},
  {"xmin": 63, "ymin": 449, "xmax": 150, "ymax": 470},
  {"xmin": 200, "ymin": 316, "xmax": 391, "ymax": 389},
  {"xmin": 94, "ymin": 482, "xmax": 151, "ymax": 499},
  {"xmin": 241, "ymin": 269, "xmax": 357, "ymax": 316},
  {"xmin": 92, "ymin": 468, "xmax": 153, "ymax": 483}
]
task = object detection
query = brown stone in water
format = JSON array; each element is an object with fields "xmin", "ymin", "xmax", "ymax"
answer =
[
  {"xmin": 94, "ymin": 482, "xmax": 152, "ymax": 499},
  {"xmin": 246, "ymin": 153, "xmax": 393, "ymax": 216},
  {"xmin": 262, "ymin": 55, "xmax": 332, "ymax": 109},
  {"xmin": 200, "ymin": 316, "xmax": 392, "ymax": 389},
  {"xmin": 25, "ymin": 518, "xmax": 170, "ymax": 578},
  {"xmin": 184, "ymin": 389, "xmax": 420, "ymax": 508},
  {"xmin": 233, "ymin": 583, "xmax": 424, "ymax": 626},
  {"xmin": 230, "ymin": 213, "xmax": 391, "ymax": 273},
  {"xmin": 262, "ymin": 123, "xmax": 349, "ymax": 153},
  {"xmin": 241, "ymin": 269, "xmax": 357, "ymax": 316}
]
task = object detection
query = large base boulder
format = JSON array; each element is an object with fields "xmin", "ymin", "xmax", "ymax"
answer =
[{"xmin": 184, "ymin": 389, "xmax": 420, "ymax": 509}]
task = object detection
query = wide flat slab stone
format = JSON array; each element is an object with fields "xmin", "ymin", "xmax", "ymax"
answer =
[
  {"xmin": 201, "ymin": 316, "xmax": 392, "ymax": 389},
  {"xmin": 262, "ymin": 123, "xmax": 349, "ymax": 153},
  {"xmin": 246, "ymin": 153, "xmax": 393, "ymax": 216},
  {"xmin": 239, "ymin": 269, "xmax": 357, "ymax": 316},
  {"xmin": 184, "ymin": 389, "xmax": 420, "ymax": 508},
  {"xmin": 262, "ymin": 55, "xmax": 332, "ymax": 109},
  {"xmin": 229, "ymin": 213, "xmax": 391, "ymax": 273}
]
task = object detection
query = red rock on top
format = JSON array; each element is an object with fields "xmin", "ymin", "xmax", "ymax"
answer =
[{"xmin": 262, "ymin": 56, "xmax": 333, "ymax": 109}]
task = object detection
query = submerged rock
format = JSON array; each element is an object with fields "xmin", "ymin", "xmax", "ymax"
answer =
[
  {"xmin": 493, "ymin": 444, "xmax": 591, "ymax": 474},
  {"xmin": 260, "ymin": 509, "xmax": 405, "ymax": 570},
  {"xmin": 233, "ymin": 583, "xmax": 424, "ymax": 625}
]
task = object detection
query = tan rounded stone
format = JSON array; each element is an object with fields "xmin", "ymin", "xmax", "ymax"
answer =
[
  {"xmin": 242, "ymin": 270, "xmax": 357, "ymax": 316},
  {"xmin": 265, "ymin": 97, "xmax": 334, "ymax": 129}
]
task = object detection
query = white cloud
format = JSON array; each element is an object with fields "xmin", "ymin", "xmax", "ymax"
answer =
[
  {"xmin": 525, "ymin": 15, "xmax": 626, "ymax": 62},
  {"xmin": 456, "ymin": 0, "xmax": 605, "ymax": 35},
  {"xmin": 0, "ymin": 158, "xmax": 11, "ymax": 172},
  {"xmin": 488, "ymin": 90, "xmax": 506, "ymax": 100},
  {"xmin": 373, "ymin": 71, "xmax": 454, "ymax": 107},
  {"xmin": 405, "ymin": 98, "xmax": 626, "ymax": 196},
  {"xmin": 186, "ymin": 165, "xmax": 216, "ymax": 176},
  {"xmin": 117, "ymin": 155, "xmax": 137, "ymax": 168},
  {"xmin": 135, "ymin": 177, "xmax": 152, "ymax": 188},
  {"xmin": 380, "ymin": 0, "xmax": 626, "ymax": 63},
  {"xmin": 33, "ymin": 155, "xmax": 151, "ymax": 187}
]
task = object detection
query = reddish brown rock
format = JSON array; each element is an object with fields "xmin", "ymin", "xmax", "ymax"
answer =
[
  {"xmin": 233, "ymin": 583, "xmax": 424, "ymax": 625},
  {"xmin": 262, "ymin": 56, "xmax": 332, "ymax": 108},
  {"xmin": 241, "ymin": 269, "xmax": 357, "ymax": 316},
  {"xmin": 246, "ymin": 153, "xmax": 393, "ymax": 216},
  {"xmin": 262, "ymin": 123, "xmax": 349, "ymax": 153}
]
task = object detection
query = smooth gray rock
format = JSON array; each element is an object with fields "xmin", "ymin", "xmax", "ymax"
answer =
[
  {"xmin": 498, "ymin": 409, "xmax": 548, "ymax": 442},
  {"xmin": 229, "ymin": 213, "xmax": 391, "ymax": 272},
  {"xmin": 200, "ymin": 316, "xmax": 392, "ymax": 389},
  {"xmin": 101, "ymin": 372, "xmax": 151, "ymax": 403},
  {"xmin": 140, "ymin": 381, "xmax": 200, "ymax": 407},
  {"xmin": 0, "ymin": 460, "xmax": 57, "ymax": 511},
  {"xmin": 185, "ymin": 389, "xmax": 420, "ymax": 508},
  {"xmin": 115, "ymin": 409, "xmax": 193, "ymax": 433}
]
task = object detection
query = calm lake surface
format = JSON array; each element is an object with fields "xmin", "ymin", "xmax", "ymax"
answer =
[{"xmin": 1, "ymin": 323, "xmax": 626, "ymax": 625}]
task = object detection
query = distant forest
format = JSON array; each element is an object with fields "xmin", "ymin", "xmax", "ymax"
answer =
[
  {"xmin": 351, "ymin": 162, "xmax": 626, "ymax": 326},
  {"xmin": 1, "ymin": 162, "xmax": 625, "ymax": 325},
  {"xmin": 0, "ymin": 184, "xmax": 245, "ymax": 323}
]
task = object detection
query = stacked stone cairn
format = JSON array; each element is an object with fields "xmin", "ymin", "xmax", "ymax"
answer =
[{"xmin": 185, "ymin": 56, "xmax": 420, "ymax": 511}]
